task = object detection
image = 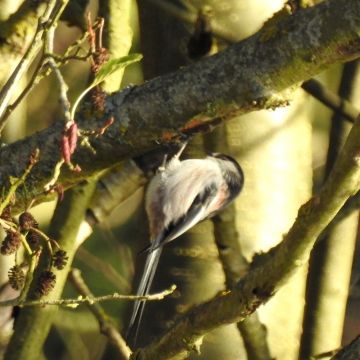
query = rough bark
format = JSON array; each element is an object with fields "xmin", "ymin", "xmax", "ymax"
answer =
[{"xmin": 0, "ymin": 0, "xmax": 359, "ymax": 213}]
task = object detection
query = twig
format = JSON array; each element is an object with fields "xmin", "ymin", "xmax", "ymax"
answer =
[
  {"xmin": 42, "ymin": 20, "xmax": 78, "ymax": 187},
  {"xmin": 45, "ymin": 25, "xmax": 72, "ymax": 124},
  {"xmin": 1, "ymin": 60, "xmax": 46, "ymax": 124},
  {"xmin": 17, "ymin": 251, "xmax": 39, "ymax": 302},
  {"xmin": 64, "ymin": 18, "xmax": 103, "ymax": 57},
  {"xmin": 1, "ymin": 21, "xmax": 96, "ymax": 124},
  {"xmin": 46, "ymin": 51, "xmax": 94, "ymax": 64},
  {"xmin": 28, "ymin": 226, "xmax": 54, "ymax": 255},
  {"xmin": 0, "ymin": 283, "xmax": 176, "ymax": 307},
  {"xmin": 69, "ymin": 268, "xmax": 132, "ymax": 359},
  {"xmin": 47, "ymin": 62, "xmax": 72, "ymax": 121},
  {"xmin": 0, "ymin": 0, "xmax": 69, "ymax": 132},
  {"xmin": 43, "ymin": 160, "xmax": 64, "ymax": 192},
  {"xmin": 213, "ymin": 205, "xmax": 272, "ymax": 360}
]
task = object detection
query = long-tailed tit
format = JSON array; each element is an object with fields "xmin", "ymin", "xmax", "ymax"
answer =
[{"xmin": 127, "ymin": 144, "xmax": 244, "ymax": 343}]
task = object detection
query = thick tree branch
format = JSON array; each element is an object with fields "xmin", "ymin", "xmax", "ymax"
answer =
[{"xmin": 1, "ymin": 0, "xmax": 360, "ymax": 213}]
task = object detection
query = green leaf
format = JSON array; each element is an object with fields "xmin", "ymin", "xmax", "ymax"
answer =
[
  {"xmin": 70, "ymin": 53, "xmax": 142, "ymax": 120},
  {"xmin": 93, "ymin": 53, "xmax": 142, "ymax": 87}
]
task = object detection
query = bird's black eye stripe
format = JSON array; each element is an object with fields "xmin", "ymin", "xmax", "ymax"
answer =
[
  {"xmin": 225, "ymin": 171, "xmax": 244, "ymax": 198},
  {"xmin": 213, "ymin": 155, "xmax": 244, "ymax": 196}
]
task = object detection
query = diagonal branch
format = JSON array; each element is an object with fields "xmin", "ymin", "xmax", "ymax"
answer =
[
  {"xmin": 130, "ymin": 113, "xmax": 360, "ymax": 358},
  {"xmin": 1, "ymin": 0, "xmax": 360, "ymax": 213}
]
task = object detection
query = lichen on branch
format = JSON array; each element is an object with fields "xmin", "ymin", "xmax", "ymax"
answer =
[{"xmin": 0, "ymin": 0, "xmax": 359, "ymax": 213}]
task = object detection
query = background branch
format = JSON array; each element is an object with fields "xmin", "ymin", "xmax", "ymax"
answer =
[
  {"xmin": 300, "ymin": 60, "xmax": 360, "ymax": 358},
  {"xmin": 301, "ymin": 79, "xmax": 359, "ymax": 123},
  {"xmin": 205, "ymin": 125, "xmax": 271, "ymax": 360}
]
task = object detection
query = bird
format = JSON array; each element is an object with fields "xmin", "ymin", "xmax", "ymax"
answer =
[{"xmin": 127, "ymin": 144, "xmax": 244, "ymax": 344}]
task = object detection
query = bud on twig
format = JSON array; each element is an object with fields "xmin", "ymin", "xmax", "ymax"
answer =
[
  {"xmin": 35, "ymin": 270, "xmax": 56, "ymax": 297},
  {"xmin": 19, "ymin": 212, "xmax": 38, "ymax": 231},
  {"xmin": 1, "ymin": 231, "xmax": 22, "ymax": 255},
  {"xmin": 52, "ymin": 249, "xmax": 69, "ymax": 270},
  {"xmin": 8, "ymin": 265, "xmax": 25, "ymax": 290}
]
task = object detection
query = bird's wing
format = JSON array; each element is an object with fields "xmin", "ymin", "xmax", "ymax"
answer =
[
  {"xmin": 127, "ymin": 181, "xmax": 219, "ymax": 345},
  {"xmin": 144, "ymin": 182, "xmax": 219, "ymax": 253},
  {"xmin": 155, "ymin": 182, "xmax": 220, "ymax": 251}
]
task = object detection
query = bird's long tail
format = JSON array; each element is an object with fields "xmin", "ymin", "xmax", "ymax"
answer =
[{"xmin": 126, "ymin": 243, "xmax": 163, "ymax": 345}]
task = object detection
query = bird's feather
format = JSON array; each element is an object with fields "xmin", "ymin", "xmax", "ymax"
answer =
[
  {"xmin": 126, "ymin": 240, "xmax": 162, "ymax": 344},
  {"xmin": 127, "ymin": 183, "xmax": 219, "ymax": 344}
]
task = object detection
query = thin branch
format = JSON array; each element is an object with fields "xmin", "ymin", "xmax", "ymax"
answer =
[
  {"xmin": 45, "ymin": 25, "xmax": 72, "ymax": 125},
  {"xmin": 213, "ymin": 204, "xmax": 272, "ymax": 360},
  {"xmin": 0, "ymin": 283, "xmax": 176, "ymax": 307},
  {"xmin": 1, "ymin": 22, "xmax": 96, "ymax": 124},
  {"xmin": 46, "ymin": 51, "xmax": 94, "ymax": 64},
  {"xmin": 0, "ymin": 0, "xmax": 69, "ymax": 132},
  {"xmin": 301, "ymin": 79, "xmax": 359, "ymax": 123},
  {"xmin": 1, "ymin": 60, "xmax": 45, "ymax": 124},
  {"xmin": 69, "ymin": 268, "xmax": 132, "ymax": 360},
  {"xmin": 17, "ymin": 251, "xmax": 39, "ymax": 303}
]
